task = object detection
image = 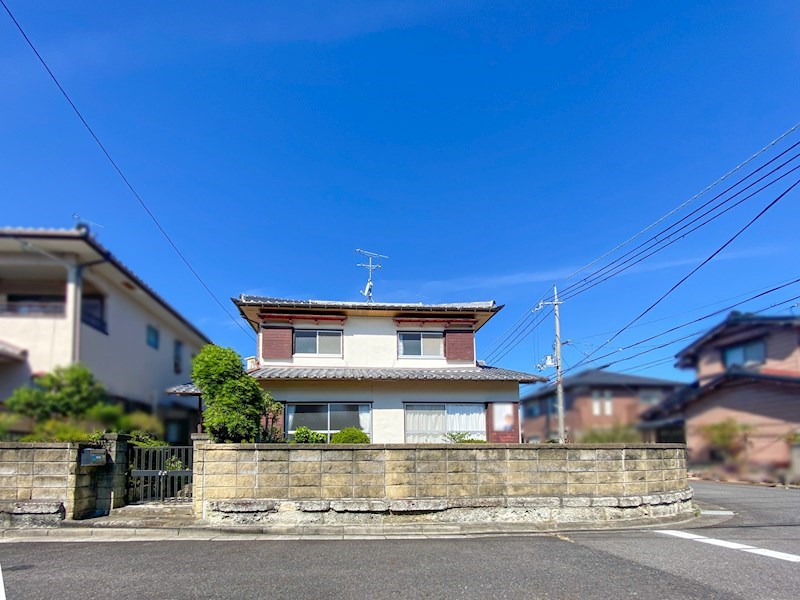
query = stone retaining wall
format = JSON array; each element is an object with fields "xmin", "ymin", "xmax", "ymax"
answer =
[
  {"xmin": 0, "ymin": 436, "xmax": 129, "ymax": 526},
  {"xmin": 193, "ymin": 441, "xmax": 694, "ymax": 527}
]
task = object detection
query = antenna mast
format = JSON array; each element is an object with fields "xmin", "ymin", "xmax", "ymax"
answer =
[{"xmin": 355, "ymin": 249, "xmax": 388, "ymax": 303}]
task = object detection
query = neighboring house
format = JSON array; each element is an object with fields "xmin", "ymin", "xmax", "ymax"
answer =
[
  {"xmin": 0, "ymin": 226, "xmax": 210, "ymax": 443},
  {"xmin": 521, "ymin": 369, "xmax": 683, "ymax": 443},
  {"xmin": 172, "ymin": 295, "xmax": 542, "ymax": 443},
  {"xmin": 640, "ymin": 312, "xmax": 800, "ymax": 467}
]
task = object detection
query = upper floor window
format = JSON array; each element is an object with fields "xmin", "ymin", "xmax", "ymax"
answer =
[
  {"xmin": 398, "ymin": 332, "xmax": 444, "ymax": 357},
  {"xmin": 592, "ymin": 390, "xmax": 613, "ymax": 416},
  {"xmin": 146, "ymin": 325, "xmax": 160, "ymax": 349},
  {"xmin": 722, "ymin": 339, "xmax": 765, "ymax": 369},
  {"xmin": 293, "ymin": 329, "xmax": 342, "ymax": 355},
  {"xmin": 524, "ymin": 402, "xmax": 541, "ymax": 418},
  {"xmin": 639, "ymin": 390, "xmax": 663, "ymax": 405},
  {"xmin": 174, "ymin": 340, "xmax": 184, "ymax": 374},
  {"xmin": 81, "ymin": 294, "xmax": 107, "ymax": 334}
]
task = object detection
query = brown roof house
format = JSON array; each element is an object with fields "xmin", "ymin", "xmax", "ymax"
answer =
[
  {"xmin": 521, "ymin": 369, "xmax": 682, "ymax": 443},
  {"xmin": 640, "ymin": 312, "xmax": 800, "ymax": 469},
  {"xmin": 173, "ymin": 296, "xmax": 543, "ymax": 443}
]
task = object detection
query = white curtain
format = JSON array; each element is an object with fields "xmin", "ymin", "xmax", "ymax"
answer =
[
  {"xmin": 358, "ymin": 404, "xmax": 371, "ymax": 433},
  {"xmin": 405, "ymin": 404, "xmax": 446, "ymax": 442},
  {"xmin": 286, "ymin": 405, "xmax": 296, "ymax": 431},
  {"xmin": 446, "ymin": 404, "xmax": 486, "ymax": 440}
]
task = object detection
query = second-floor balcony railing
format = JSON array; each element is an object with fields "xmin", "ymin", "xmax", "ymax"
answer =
[{"xmin": 0, "ymin": 301, "xmax": 66, "ymax": 316}]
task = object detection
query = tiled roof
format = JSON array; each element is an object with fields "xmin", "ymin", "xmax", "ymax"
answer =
[
  {"xmin": 234, "ymin": 295, "xmax": 499, "ymax": 312},
  {"xmin": 249, "ymin": 365, "xmax": 542, "ymax": 383},
  {"xmin": 521, "ymin": 368, "xmax": 684, "ymax": 401},
  {"xmin": 167, "ymin": 365, "xmax": 543, "ymax": 395},
  {"xmin": 640, "ymin": 367, "xmax": 800, "ymax": 421}
]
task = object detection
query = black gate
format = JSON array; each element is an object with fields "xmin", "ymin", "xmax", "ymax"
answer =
[{"xmin": 128, "ymin": 446, "xmax": 193, "ymax": 503}]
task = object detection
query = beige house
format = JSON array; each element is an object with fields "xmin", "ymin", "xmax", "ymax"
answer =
[
  {"xmin": 173, "ymin": 296, "xmax": 542, "ymax": 443},
  {"xmin": 640, "ymin": 312, "xmax": 800, "ymax": 468},
  {"xmin": 521, "ymin": 369, "xmax": 682, "ymax": 443},
  {"xmin": 0, "ymin": 226, "xmax": 210, "ymax": 442}
]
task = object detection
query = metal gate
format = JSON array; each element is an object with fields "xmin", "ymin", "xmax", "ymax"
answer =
[{"xmin": 128, "ymin": 446, "xmax": 193, "ymax": 503}]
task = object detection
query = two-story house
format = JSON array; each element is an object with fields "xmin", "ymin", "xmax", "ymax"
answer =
[
  {"xmin": 640, "ymin": 312, "xmax": 800, "ymax": 467},
  {"xmin": 520, "ymin": 369, "xmax": 683, "ymax": 443},
  {"xmin": 218, "ymin": 295, "xmax": 542, "ymax": 443},
  {"xmin": 0, "ymin": 226, "xmax": 210, "ymax": 442}
]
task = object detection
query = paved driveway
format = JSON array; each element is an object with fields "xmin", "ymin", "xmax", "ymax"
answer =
[{"xmin": 0, "ymin": 481, "xmax": 798, "ymax": 599}]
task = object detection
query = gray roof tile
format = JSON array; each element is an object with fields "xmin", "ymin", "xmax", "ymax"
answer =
[
  {"xmin": 235, "ymin": 295, "xmax": 498, "ymax": 312},
  {"xmin": 167, "ymin": 365, "xmax": 543, "ymax": 395}
]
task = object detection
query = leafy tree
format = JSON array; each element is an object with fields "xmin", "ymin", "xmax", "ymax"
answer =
[
  {"xmin": 698, "ymin": 418, "xmax": 752, "ymax": 464},
  {"xmin": 192, "ymin": 345, "xmax": 264, "ymax": 443},
  {"xmin": 7, "ymin": 363, "xmax": 107, "ymax": 421},
  {"xmin": 261, "ymin": 392, "xmax": 285, "ymax": 442}
]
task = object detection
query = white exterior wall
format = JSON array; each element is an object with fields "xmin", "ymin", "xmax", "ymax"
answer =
[
  {"xmin": 263, "ymin": 380, "xmax": 518, "ymax": 443},
  {"xmin": 78, "ymin": 272, "xmax": 205, "ymax": 410},
  {"xmin": 260, "ymin": 316, "xmax": 474, "ymax": 369},
  {"xmin": 0, "ymin": 314, "xmax": 72, "ymax": 399}
]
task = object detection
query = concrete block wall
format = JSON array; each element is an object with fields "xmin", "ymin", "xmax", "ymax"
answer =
[
  {"xmin": 193, "ymin": 442, "xmax": 690, "ymax": 522},
  {"xmin": 0, "ymin": 435, "xmax": 129, "ymax": 525}
]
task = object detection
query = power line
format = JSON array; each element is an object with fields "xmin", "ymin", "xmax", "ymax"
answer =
[
  {"xmin": 1, "ymin": 0, "xmax": 255, "ymax": 342},
  {"xmin": 555, "ymin": 175, "xmax": 800, "ymax": 376},
  {"xmin": 571, "ymin": 275, "xmax": 800, "ymax": 342},
  {"xmin": 557, "ymin": 276, "xmax": 800, "ymax": 375},
  {"xmin": 560, "ymin": 122, "xmax": 800, "ymax": 283},
  {"xmin": 559, "ymin": 154, "xmax": 800, "ymax": 301},
  {"xmin": 554, "ymin": 292, "xmax": 800, "ymax": 379},
  {"xmin": 480, "ymin": 125, "xmax": 800, "ymax": 363}
]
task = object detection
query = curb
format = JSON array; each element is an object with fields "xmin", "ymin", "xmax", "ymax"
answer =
[{"xmin": 0, "ymin": 510, "xmax": 700, "ymax": 543}]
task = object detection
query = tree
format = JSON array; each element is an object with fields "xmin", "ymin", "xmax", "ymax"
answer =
[
  {"xmin": 7, "ymin": 363, "xmax": 107, "ymax": 421},
  {"xmin": 192, "ymin": 345, "xmax": 264, "ymax": 443},
  {"xmin": 261, "ymin": 392, "xmax": 284, "ymax": 442},
  {"xmin": 698, "ymin": 418, "xmax": 751, "ymax": 464}
]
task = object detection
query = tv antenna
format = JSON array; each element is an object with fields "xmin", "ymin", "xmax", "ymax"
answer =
[{"xmin": 356, "ymin": 248, "xmax": 388, "ymax": 303}]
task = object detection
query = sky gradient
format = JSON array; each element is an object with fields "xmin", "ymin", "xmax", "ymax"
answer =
[{"xmin": 2, "ymin": 1, "xmax": 799, "ymax": 387}]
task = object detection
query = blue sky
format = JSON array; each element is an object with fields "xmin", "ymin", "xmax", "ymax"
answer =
[{"xmin": 2, "ymin": 1, "xmax": 799, "ymax": 387}]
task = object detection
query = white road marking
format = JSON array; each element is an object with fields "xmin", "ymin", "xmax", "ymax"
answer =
[
  {"xmin": 695, "ymin": 538, "xmax": 755, "ymax": 550},
  {"xmin": 741, "ymin": 548, "xmax": 800, "ymax": 563},
  {"xmin": 653, "ymin": 530, "xmax": 705, "ymax": 540},
  {"xmin": 655, "ymin": 530, "xmax": 800, "ymax": 563},
  {"xmin": 700, "ymin": 510, "xmax": 735, "ymax": 516},
  {"xmin": 0, "ymin": 563, "xmax": 6, "ymax": 600}
]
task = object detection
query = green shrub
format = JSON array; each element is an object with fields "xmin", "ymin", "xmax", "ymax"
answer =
[
  {"xmin": 20, "ymin": 419, "xmax": 95, "ymax": 443},
  {"xmin": 129, "ymin": 430, "xmax": 167, "ymax": 447},
  {"xmin": 293, "ymin": 426, "xmax": 327, "ymax": 444},
  {"xmin": 7, "ymin": 363, "xmax": 107, "ymax": 421},
  {"xmin": 445, "ymin": 432, "xmax": 486, "ymax": 443},
  {"xmin": 578, "ymin": 424, "xmax": 641, "ymax": 444},
  {"xmin": 330, "ymin": 427, "xmax": 370, "ymax": 444}
]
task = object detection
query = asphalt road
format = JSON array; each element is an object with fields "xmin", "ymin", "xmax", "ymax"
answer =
[{"xmin": 0, "ymin": 481, "xmax": 798, "ymax": 600}]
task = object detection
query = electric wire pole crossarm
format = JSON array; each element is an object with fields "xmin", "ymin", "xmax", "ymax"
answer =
[{"xmin": 538, "ymin": 285, "xmax": 566, "ymax": 443}]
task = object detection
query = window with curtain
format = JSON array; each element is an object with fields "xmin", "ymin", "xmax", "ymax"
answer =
[
  {"xmin": 722, "ymin": 339, "xmax": 766, "ymax": 368},
  {"xmin": 285, "ymin": 403, "xmax": 371, "ymax": 441},
  {"xmin": 404, "ymin": 403, "xmax": 486, "ymax": 443}
]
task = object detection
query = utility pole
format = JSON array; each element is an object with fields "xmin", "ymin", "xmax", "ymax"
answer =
[
  {"xmin": 537, "ymin": 285, "xmax": 565, "ymax": 442},
  {"xmin": 552, "ymin": 285, "xmax": 565, "ymax": 443}
]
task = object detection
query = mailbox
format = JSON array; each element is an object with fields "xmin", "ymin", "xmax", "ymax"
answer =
[{"xmin": 80, "ymin": 448, "xmax": 107, "ymax": 467}]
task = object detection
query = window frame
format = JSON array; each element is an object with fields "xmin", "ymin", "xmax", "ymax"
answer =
[
  {"xmin": 722, "ymin": 338, "xmax": 766, "ymax": 369},
  {"xmin": 285, "ymin": 402, "xmax": 371, "ymax": 442},
  {"xmin": 174, "ymin": 340, "xmax": 184, "ymax": 374},
  {"xmin": 403, "ymin": 403, "xmax": 487, "ymax": 443},
  {"xmin": 292, "ymin": 329, "xmax": 343, "ymax": 357},
  {"xmin": 397, "ymin": 331, "xmax": 445, "ymax": 358},
  {"xmin": 146, "ymin": 325, "xmax": 160, "ymax": 350}
]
